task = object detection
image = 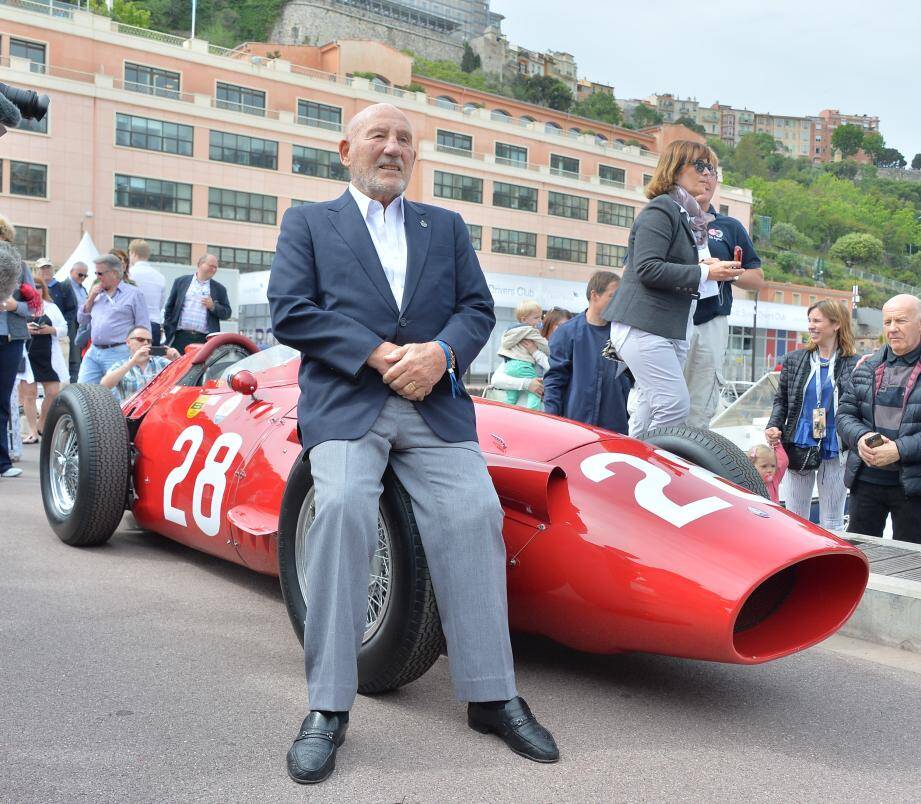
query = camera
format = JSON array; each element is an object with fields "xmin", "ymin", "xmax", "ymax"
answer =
[{"xmin": 0, "ymin": 81, "xmax": 50, "ymax": 122}]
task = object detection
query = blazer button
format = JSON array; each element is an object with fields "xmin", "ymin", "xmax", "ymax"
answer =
[{"xmin": 399, "ymin": 317, "xmax": 408, "ymax": 327}]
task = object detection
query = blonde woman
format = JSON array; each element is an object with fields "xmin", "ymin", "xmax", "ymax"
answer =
[
  {"xmin": 602, "ymin": 140, "xmax": 744, "ymax": 436},
  {"xmin": 766, "ymin": 300, "xmax": 858, "ymax": 529}
]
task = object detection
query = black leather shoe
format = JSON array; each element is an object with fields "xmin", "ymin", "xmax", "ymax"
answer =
[
  {"xmin": 286, "ymin": 711, "xmax": 349, "ymax": 784},
  {"xmin": 468, "ymin": 697, "xmax": 559, "ymax": 763}
]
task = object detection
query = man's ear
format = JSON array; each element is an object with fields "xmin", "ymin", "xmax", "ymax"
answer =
[{"xmin": 338, "ymin": 138, "xmax": 350, "ymax": 168}]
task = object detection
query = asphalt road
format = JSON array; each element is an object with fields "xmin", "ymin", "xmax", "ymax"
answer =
[{"xmin": 3, "ymin": 449, "xmax": 921, "ymax": 804}]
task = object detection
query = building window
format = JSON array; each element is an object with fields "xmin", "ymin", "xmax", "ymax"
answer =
[
  {"xmin": 642, "ymin": 173, "xmax": 653, "ymax": 186},
  {"xmin": 113, "ymin": 236, "xmax": 192, "ymax": 264},
  {"xmin": 207, "ymin": 245, "xmax": 275, "ymax": 273},
  {"xmin": 773, "ymin": 291, "xmax": 784, "ymax": 303},
  {"xmin": 296, "ymin": 99, "xmax": 342, "ymax": 131},
  {"xmin": 208, "ymin": 188, "xmax": 277, "ymax": 225},
  {"xmin": 16, "ymin": 108, "xmax": 48, "ymax": 134},
  {"xmin": 9, "ymin": 161, "xmax": 47, "ymax": 198},
  {"xmin": 115, "ymin": 174, "xmax": 192, "ymax": 215},
  {"xmin": 292, "ymin": 146, "xmax": 349, "ymax": 181},
  {"xmin": 792, "ymin": 293, "xmax": 801, "ymax": 306},
  {"xmin": 116, "ymin": 113, "xmax": 193, "ymax": 156},
  {"xmin": 209, "ymin": 130, "xmax": 278, "ymax": 169},
  {"xmin": 597, "ymin": 242, "xmax": 627, "ymax": 267},
  {"xmin": 436, "ymin": 129, "xmax": 473, "ymax": 156},
  {"xmin": 466, "ymin": 223, "xmax": 482, "ymax": 251},
  {"xmin": 719, "ymin": 204, "xmax": 730, "ymax": 216},
  {"xmin": 10, "ymin": 38, "xmax": 45, "ymax": 72},
  {"xmin": 599, "ymin": 164, "xmax": 625, "ymax": 187},
  {"xmin": 290, "ymin": 199, "xmax": 314, "ymax": 207},
  {"xmin": 13, "ymin": 225, "xmax": 46, "ymax": 261},
  {"xmin": 548, "ymin": 191, "xmax": 588, "ymax": 220},
  {"xmin": 124, "ymin": 62, "xmax": 180, "ymax": 99},
  {"xmin": 495, "ymin": 142, "xmax": 528, "ymax": 167},
  {"xmin": 216, "ymin": 82, "xmax": 266, "ymax": 116},
  {"xmin": 809, "ymin": 295, "xmax": 817, "ymax": 305},
  {"xmin": 550, "ymin": 153, "xmax": 580, "ymax": 178},
  {"xmin": 547, "ymin": 235, "xmax": 588, "ymax": 263},
  {"xmin": 597, "ymin": 201, "xmax": 634, "ymax": 228},
  {"xmin": 492, "ymin": 181, "xmax": 537, "ymax": 212},
  {"xmin": 434, "ymin": 170, "xmax": 482, "ymax": 203},
  {"xmin": 492, "ymin": 228, "xmax": 537, "ymax": 257}
]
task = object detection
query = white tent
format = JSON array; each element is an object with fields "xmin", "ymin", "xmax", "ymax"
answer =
[{"xmin": 55, "ymin": 231, "xmax": 100, "ymax": 289}]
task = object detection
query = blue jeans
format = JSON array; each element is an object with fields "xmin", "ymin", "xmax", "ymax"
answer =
[
  {"xmin": 0, "ymin": 338, "xmax": 25, "ymax": 472},
  {"xmin": 77, "ymin": 344, "xmax": 130, "ymax": 384}
]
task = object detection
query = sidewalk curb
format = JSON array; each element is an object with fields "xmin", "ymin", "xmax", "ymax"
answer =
[{"xmin": 837, "ymin": 533, "xmax": 921, "ymax": 653}]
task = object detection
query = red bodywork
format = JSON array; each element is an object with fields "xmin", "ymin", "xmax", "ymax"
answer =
[{"xmin": 125, "ymin": 335, "xmax": 868, "ymax": 665}]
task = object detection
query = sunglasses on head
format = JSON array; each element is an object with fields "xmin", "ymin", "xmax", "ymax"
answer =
[{"xmin": 690, "ymin": 158, "xmax": 717, "ymax": 176}]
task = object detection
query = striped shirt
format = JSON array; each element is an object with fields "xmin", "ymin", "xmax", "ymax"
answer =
[
  {"xmin": 178, "ymin": 278, "xmax": 211, "ymax": 333},
  {"xmin": 106, "ymin": 355, "xmax": 171, "ymax": 402}
]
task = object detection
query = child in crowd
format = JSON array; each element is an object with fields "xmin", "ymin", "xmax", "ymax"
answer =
[
  {"xmin": 748, "ymin": 442, "xmax": 788, "ymax": 504},
  {"xmin": 496, "ymin": 300, "xmax": 550, "ymax": 411}
]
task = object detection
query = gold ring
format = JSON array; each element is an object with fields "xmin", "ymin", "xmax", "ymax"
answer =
[{"xmin": 406, "ymin": 381, "xmax": 416, "ymax": 392}]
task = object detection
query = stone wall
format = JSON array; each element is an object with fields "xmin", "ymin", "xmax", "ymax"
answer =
[{"xmin": 272, "ymin": 0, "xmax": 464, "ymax": 65}]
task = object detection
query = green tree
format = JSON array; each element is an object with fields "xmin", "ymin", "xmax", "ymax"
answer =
[
  {"xmin": 771, "ymin": 222, "xmax": 809, "ymax": 250},
  {"xmin": 876, "ymin": 147, "xmax": 906, "ymax": 168},
  {"xmin": 731, "ymin": 134, "xmax": 772, "ymax": 180},
  {"xmin": 631, "ymin": 104, "xmax": 663, "ymax": 128},
  {"xmin": 912, "ymin": 153, "xmax": 921, "ymax": 170},
  {"xmin": 460, "ymin": 42, "xmax": 481, "ymax": 73},
  {"xmin": 861, "ymin": 131, "xmax": 885, "ymax": 163},
  {"xmin": 89, "ymin": 0, "xmax": 151, "ymax": 27},
  {"xmin": 510, "ymin": 75, "xmax": 573, "ymax": 112},
  {"xmin": 571, "ymin": 91, "xmax": 623, "ymax": 126},
  {"xmin": 829, "ymin": 232, "xmax": 885, "ymax": 265},
  {"xmin": 674, "ymin": 115, "xmax": 705, "ymax": 135},
  {"xmin": 831, "ymin": 124, "xmax": 864, "ymax": 158}
]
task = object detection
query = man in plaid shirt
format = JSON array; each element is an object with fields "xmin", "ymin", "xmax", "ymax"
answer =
[{"xmin": 101, "ymin": 326, "xmax": 180, "ymax": 402}]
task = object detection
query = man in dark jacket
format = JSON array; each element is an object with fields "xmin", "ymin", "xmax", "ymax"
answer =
[
  {"xmin": 543, "ymin": 271, "xmax": 631, "ymax": 434},
  {"xmin": 162, "ymin": 254, "xmax": 232, "ymax": 353},
  {"xmin": 36, "ymin": 258, "xmax": 77, "ymax": 332},
  {"xmin": 837, "ymin": 294, "xmax": 921, "ymax": 541}
]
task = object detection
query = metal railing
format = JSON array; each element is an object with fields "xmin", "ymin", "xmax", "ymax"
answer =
[
  {"xmin": 112, "ymin": 21, "xmax": 188, "ymax": 48},
  {"xmin": 0, "ymin": 0, "xmax": 75, "ymax": 19},
  {"xmin": 296, "ymin": 115, "xmax": 343, "ymax": 133},
  {"xmin": 849, "ymin": 267, "xmax": 921, "ymax": 296}
]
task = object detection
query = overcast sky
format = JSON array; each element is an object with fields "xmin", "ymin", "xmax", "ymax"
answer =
[{"xmin": 492, "ymin": 0, "xmax": 918, "ymax": 160}]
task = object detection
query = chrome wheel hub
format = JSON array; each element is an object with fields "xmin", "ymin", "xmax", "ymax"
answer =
[{"xmin": 48, "ymin": 414, "xmax": 79, "ymax": 519}]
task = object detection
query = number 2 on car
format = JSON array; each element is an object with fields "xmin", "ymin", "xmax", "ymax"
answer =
[{"xmin": 163, "ymin": 425, "xmax": 244, "ymax": 537}]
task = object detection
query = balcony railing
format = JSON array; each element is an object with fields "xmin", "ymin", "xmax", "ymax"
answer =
[
  {"xmin": 296, "ymin": 115, "xmax": 343, "ymax": 133},
  {"xmin": 0, "ymin": 0, "xmax": 74, "ymax": 19}
]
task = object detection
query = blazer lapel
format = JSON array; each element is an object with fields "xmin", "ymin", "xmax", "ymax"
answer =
[
  {"xmin": 677, "ymin": 209, "xmax": 697, "ymax": 248},
  {"xmin": 400, "ymin": 200, "xmax": 431, "ymax": 314},
  {"xmin": 327, "ymin": 191, "xmax": 399, "ymax": 315}
]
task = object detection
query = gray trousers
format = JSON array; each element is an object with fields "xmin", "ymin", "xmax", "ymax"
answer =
[
  {"xmin": 684, "ymin": 314, "xmax": 729, "ymax": 429},
  {"xmin": 305, "ymin": 394, "xmax": 517, "ymax": 712}
]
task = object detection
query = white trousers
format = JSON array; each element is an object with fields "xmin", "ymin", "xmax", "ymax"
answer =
[
  {"xmin": 618, "ymin": 327, "xmax": 691, "ymax": 439},
  {"xmin": 684, "ymin": 315, "xmax": 729, "ymax": 429},
  {"xmin": 781, "ymin": 457, "xmax": 848, "ymax": 531}
]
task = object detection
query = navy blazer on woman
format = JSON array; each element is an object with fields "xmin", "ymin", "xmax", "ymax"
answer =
[
  {"xmin": 267, "ymin": 190, "xmax": 495, "ymax": 452},
  {"xmin": 163, "ymin": 274, "xmax": 231, "ymax": 342}
]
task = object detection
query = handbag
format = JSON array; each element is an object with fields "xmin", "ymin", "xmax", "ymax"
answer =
[{"xmin": 783, "ymin": 442, "xmax": 821, "ymax": 472}]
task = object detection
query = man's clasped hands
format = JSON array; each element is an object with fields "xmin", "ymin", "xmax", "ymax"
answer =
[{"xmin": 366, "ymin": 341, "xmax": 446, "ymax": 402}]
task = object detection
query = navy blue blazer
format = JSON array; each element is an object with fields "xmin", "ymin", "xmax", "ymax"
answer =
[
  {"xmin": 163, "ymin": 274, "xmax": 231, "ymax": 341},
  {"xmin": 267, "ymin": 190, "xmax": 495, "ymax": 451}
]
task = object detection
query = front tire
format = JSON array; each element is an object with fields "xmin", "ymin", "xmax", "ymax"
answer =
[
  {"xmin": 277, "ymin": 456, "xmax": 444, "ymax": 695},
  {"xmin": 39, "ymin": 384, "xmax": 131, "ymax": 546},
  {"xmin": 643, "ymin": 425, "xmax": 768, "ymax": 498}
]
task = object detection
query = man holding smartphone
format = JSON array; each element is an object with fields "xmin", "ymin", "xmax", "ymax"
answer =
[
  {"xmin": 100, "ymin": 326, "xmax": 179, "ymax": 402},
  {"xmin": 837, "ymin": 294, "xmax": 921, "ymax": 541}
]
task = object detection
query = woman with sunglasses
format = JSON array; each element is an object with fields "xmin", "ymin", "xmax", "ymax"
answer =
[{"xmin": 602, "ymin": 140, "xmax": 744, "ymax": 437}]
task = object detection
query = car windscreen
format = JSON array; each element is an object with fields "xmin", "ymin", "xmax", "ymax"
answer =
[
  {"xmin": 220, "ymin": 344, "xmax": 300, "ymax": 382},
  {"xmin": 710, "ymin": 371, "xmax": 780, "ymax": 428}
]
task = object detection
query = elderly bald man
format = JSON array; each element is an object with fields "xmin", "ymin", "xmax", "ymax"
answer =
[
  {"xmin": 838, "ymin": 294, "xmax": 921, "ymax": 541},
  {"xmin": 269, "ymin": 103, "xmax": 558, "ymax": 785}
]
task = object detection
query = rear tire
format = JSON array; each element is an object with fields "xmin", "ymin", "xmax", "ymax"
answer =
[
  {"xmin": 643, "ymin": 425, "xmax": 768, "ymax": 498},
  {"xmin": 39, "ymin": 384, "xmax": 131, "ymax": 546},
  {"xmin": 277, "ymin": 455, "xmax": 444, "ymax": 695}
]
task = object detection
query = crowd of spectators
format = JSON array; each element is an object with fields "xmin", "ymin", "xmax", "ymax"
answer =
[{"xmin": 0, "ymin": 224, "xmax": 231, "ymax": 478}]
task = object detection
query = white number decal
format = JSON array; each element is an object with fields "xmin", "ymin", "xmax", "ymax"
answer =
[
  {"xmin": 192, "ymin": 433, "xmax": 244, "ymax": 537},
  {"xmin": 162, "ymin": 425, "xmax": 244, "ymax": 536},
  {"xmin": 580, "ymin": 448, "xmax": 779, "ymax": 529},
  {"xmin": 163, "ymin": 426, "xmax": 204, "ymax": 527}
]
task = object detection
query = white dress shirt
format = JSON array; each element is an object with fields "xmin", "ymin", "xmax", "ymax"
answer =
[
  {"xmin": 129, "ymin": 260, "xmax": 168, "ymax": 324},
  {"xmin": 348, "ymin": 183, "xmax": 408, "ymax": 309}
]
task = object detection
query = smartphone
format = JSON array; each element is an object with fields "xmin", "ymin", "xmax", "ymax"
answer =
[
  {"xmin": 865, "ymin": 433, "xmax": 884, "ymax": 448},
  {"xmin": 149, "ymin": 345, "xmax": 168, "ymax": 357},
  {"xmin": 733, "ymin": 245, "xmax": 743, "ymax": 264}
]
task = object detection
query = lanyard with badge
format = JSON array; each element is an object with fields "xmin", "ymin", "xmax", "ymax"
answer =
[{"xmin": 811, "ymin": 351, "xmax": 835, "ymax": 440}]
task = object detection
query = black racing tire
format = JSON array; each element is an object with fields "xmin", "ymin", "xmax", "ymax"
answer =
[
  {"xmin": 39, "ymin": 384, "xmax": 131, "ymax": 546},
  {"xmin": 643, "ymin": 425, "xmax": 768, "ymax": 498},
  {"xmin": 277, "ymin": 455, "xmax": 444, "ymax": 695}
]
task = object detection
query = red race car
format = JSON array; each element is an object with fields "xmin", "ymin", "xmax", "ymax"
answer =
[{"xmin": 40, "ymin": 334, "xmax": 868, "ymax": 693}]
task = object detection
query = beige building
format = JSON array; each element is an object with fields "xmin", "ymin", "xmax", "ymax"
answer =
[
  {"xmin": 0, "ymin": 2, "xmax": 753, "ymax": 372},
  {"xmin": 755, "ymin": 113, "xmax": 814, "ymax": 159}
]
